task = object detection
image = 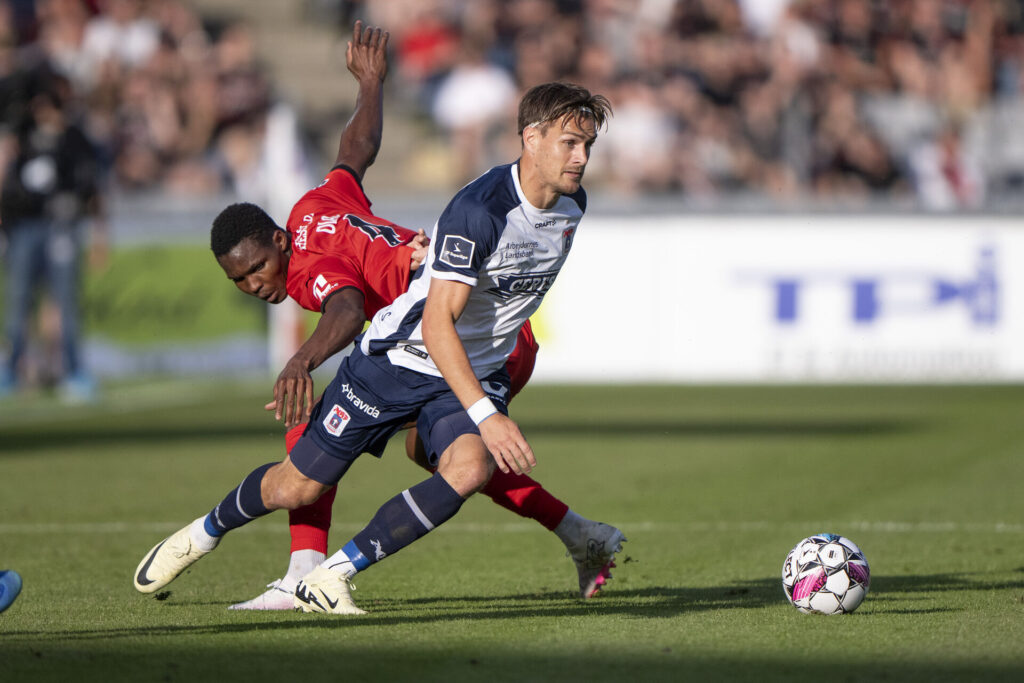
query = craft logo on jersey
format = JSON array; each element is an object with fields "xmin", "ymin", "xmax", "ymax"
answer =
[
  {"xmin": 313, "ymin": 274, "xmax": 337, "ymax": 302},
  {"xmin": 492, "ymin": 269, "xmax": 560, "ymax": 299},
  {"xmin": 439, "ymin": 235, "xmax": 475, "ymax": 268},
  {"xmin": 323, "ymin": 404, "xmax": 351, "ymax": 436}
]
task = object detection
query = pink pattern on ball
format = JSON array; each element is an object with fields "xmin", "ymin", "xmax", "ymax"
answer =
[
  {"xmin": 792, "ymin": 568, "xmax": 826, "ymax": 601},
  {"xmin": 848, "ymin": 563, "xmax": 870, "ymax": 585}
]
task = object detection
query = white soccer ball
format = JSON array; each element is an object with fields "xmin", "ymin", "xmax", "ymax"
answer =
[{"xmin": 781, "ymin": 533, "xmax": 870, "ymax": 614}]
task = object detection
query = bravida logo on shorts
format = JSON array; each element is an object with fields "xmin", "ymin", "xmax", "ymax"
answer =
[{"xmin": 323, "ymin": 404, "xmax": 351, "ymax": 436}]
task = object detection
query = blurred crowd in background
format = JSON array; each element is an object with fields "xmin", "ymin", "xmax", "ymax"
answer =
[
  {"xmin": 355, "ymin": 0, "xmax": 1024, "ymax": 208},
  {"xmin": 3, "ymin": 0, "xmax": 1024, "ymax": 209},
  {"xmin": 3, "ymin": 0, "xmax": 1024, "ymax": 397},
  {"xmin": 1, "ymin": 0, "xmax": 273, "ymax": 197}
]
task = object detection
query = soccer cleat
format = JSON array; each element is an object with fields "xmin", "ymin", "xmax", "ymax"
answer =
[
  {"xmin": 293, "ymin": 566, "xmax": 366, "ymax": 615},
  {"xmin": 228, "ymin": 577, "xmax": 297, "ymax": 611},
  {"xmin": 0, "ymin": 570, "xmax": 23, "ymax": 613},
  {"xmin": 569, "ymin": 521, "xmax": 626, "ymax": 599},
  {"xmin": 133, "ymin": 524, "xmax": 214, "ymax": 593}
]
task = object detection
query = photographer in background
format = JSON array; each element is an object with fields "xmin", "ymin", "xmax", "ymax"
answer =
[{"xmin": 1, "ymin": 72, "xmax": 107, "ymax": 401}]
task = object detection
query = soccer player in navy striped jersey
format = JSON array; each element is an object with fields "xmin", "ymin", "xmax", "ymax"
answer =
[{"xmin": 133, "ymin": 72, "xmax": 619, "ymax": 614}]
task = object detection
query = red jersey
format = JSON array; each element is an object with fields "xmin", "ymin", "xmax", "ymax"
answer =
[
  {"xmin": 285, "ymin": 166, "xmax": 416, "ymax": 318},
  {"xmin": 284, "ymin": 164, "xmax": 538, "ymax": 396},
  {"xmin": 507, "ymin": 318, "xmax": 537, "ymax": 398}
]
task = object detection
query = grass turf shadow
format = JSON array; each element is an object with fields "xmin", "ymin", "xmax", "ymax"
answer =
[{"xmin": 0, "ymin": 417, "xmax": 924, "ymax": 456}]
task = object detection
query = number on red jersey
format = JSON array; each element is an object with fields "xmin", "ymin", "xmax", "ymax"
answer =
[{"xmin": 346, "ymin": 214, "xmax": 405, "ymax": 247}]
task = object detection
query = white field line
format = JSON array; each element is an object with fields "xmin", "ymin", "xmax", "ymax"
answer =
[{"xmin": 0, "ymin": 520, "xmax": 1020, "ymax": 535}]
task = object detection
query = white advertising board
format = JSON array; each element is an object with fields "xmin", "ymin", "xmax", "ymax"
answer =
[{"xmin": 530, "ymin": 215, "xmax": 1022, "ymax": 383}]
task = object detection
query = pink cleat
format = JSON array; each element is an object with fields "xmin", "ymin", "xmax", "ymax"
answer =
[{"xmin": 570, "ymin": 522, "xmax": 626, "ymax": 599}]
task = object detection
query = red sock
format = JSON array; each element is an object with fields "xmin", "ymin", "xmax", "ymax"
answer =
[
  {"xmin": 481, "ymin": 468, "xmax": 569, "ymax": 531},
  {"xmin": 288, "ymin": 487, "xmax": 336, "ymax": 554},
  {"xmin": 284, "ymin": 423, "xmax": 335, "ymax": 554}
]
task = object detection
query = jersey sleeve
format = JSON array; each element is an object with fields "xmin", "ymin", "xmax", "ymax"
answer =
[
  {"xmin": 286, "ymin": 252, "xmax": 366, "ymax": 313},
  {"xmin": 431, "ymin": 198, "xmax": 502, "ymax": 286}
]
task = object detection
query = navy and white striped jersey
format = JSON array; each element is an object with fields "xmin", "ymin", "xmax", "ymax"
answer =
[{"xmin": 359, "ymin": 162, "xmax": 586, "ymax": 378}]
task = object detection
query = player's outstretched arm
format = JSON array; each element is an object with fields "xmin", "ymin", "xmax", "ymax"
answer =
[
  {"xmin": 334, "ymin": 20, "xmax": 389, "ymax": 179},
  {"xmin": 266, "ymin": 287, "xmax": 367, "ymax": 427},
  {"xmin": 422, "ymin": 278, "xmax": 536, "ymax": 475}
]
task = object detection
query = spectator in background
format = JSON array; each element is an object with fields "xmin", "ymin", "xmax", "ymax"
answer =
[
  {"xmin": 431, "ymin": 35, "xmax": 517, "ymax": 185},
  {"xmin": 379, "ymin": 0, "xmax": 460, "ymax": 112},
  {"xmin": 8, "ymin": 0, "xmax": 1024, "ymax": 209},
  {"xmin": 908, "ymin": 121, "xmax": 985, "ymax": 209},
  {"xmin": 80, "ymin": 0, "xmax": 159, "ymax": 84},
  {"xmin": 0, "ymin": 73, "xmax": 107, "ymax": 400},
  {"xmin": 368, "ymin": 0, "xmax": 1023, "ymax": 207},
  {"xmin": 598, "ymin": 77, "xmax": 677, "ymax": 194}
]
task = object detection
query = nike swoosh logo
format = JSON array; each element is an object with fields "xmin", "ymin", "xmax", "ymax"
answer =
[
  {"xmin": 135, "ymin": 540, "xmax": 166, "ymax": 586},
  {"xmin": 325, "ymin": 595, "xmax": 339, "ymax": 609},
  {"xmin": 296, "ymin": 585, "xmax": 325, "ymax": 610}
]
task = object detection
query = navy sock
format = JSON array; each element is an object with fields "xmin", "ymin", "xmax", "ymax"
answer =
[
  {"xmin": 341, "ymin": 472, "xmax": 465, "ymax": 571},
  {"xmin": 204, "ymin": 462, "xmax": 275, "ymax": 537}
]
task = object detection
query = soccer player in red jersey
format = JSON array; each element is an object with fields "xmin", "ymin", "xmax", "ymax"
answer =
[{"xmin": 204, "ymin": 22, "xmax": 623, "ymax": 609}]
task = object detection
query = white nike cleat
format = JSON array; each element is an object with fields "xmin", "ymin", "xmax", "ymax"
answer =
[
  {"xmin": 133, "ymin": 524, "xmax": 215, "ymax": 594},
  {"xmin": 569, "ymin": 521, "xmax": 627, "ymax": 599},
  {"xmin": 293, "ymin": 566, "xmax": 366, "ymax": 615},
  {"xmin": 228, "ymin": 576, "xmax": 297, "ymax": 611}
]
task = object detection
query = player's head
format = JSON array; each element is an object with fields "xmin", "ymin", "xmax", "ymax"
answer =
[
  {"xmin": 517, "ymin": 82, "xmax": 611, "ymax": 200},
  {"xmin": 210, "ymin": 202, "xmax": 291, "ymax": 304}
]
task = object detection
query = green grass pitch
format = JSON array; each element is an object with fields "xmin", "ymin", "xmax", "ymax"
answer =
[{"xmin": 1, "ymin": 381, "xmax": 1023, "ymax": 682}]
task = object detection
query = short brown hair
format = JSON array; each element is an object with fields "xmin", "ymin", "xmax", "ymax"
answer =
[{"xmin": 516, "ymin": 82, "xmax": 612, "ymax": 136}]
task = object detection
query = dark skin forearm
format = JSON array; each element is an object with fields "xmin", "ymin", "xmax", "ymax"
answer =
[
  {"xmin": 268, "ymin": 287, "xmax": 366, "ymax": 427},
  {"xmin": 293, "ymin": 288, "xmax": 366, "ymax": 373}
]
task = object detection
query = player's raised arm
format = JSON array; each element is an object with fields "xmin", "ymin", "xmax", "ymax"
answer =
[
  {"xmin": 334, "ymin": 20, "xmax": 389, "ymax": 179},
  {"xmin": 421, "ymin": 278, "xmax": 536, "ymax": 475}
]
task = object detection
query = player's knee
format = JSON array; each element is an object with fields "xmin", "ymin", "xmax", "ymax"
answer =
[
  {"xmin": 465, "ymin": 457, "xmax": 495, "ymax": 493},
  {"xmin": 262, "ymin": 464, "xmax": 326, "ymax": 510},
  {"xmin": 288, "ymin": 482, "xmax": 327, "ymax": 509},
  {"xmin": 270, "ymin": 483, "xmax": 322, "ymax": 510},
  {"xmin": 437, "ymin": 438, "xmax": 494, "ymax": 496}
]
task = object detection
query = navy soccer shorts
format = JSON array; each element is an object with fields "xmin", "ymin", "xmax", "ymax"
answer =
[{"xmin": 289, "ymin": 347, "xmax": 511, "ymax": 485}]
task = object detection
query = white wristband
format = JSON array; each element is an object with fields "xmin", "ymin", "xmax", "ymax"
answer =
[{"xmin": 467, "ymin": 397, "xmax": 498, "ymax": 425}]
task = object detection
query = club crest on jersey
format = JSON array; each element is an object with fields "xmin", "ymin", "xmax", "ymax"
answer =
[
  {"xmin": 323, "ymin": 404, "xmax": 351, "ymax": 436},
  {"xmin": 439, "ymin": 235, "xmax": 475, "ymax": 268},
  {"xmin": 562, "ymin": 227, "xmax": 576, "ymax": 252}
]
